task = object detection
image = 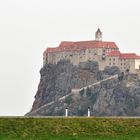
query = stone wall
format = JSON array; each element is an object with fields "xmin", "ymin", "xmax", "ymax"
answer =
[{"xmin": 44, "ymin": 47, "xmax": 139, "ymax": 73}]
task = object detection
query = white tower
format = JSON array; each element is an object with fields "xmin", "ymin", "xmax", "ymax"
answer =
[{"xmin": 95, "ymin": 28, "xmax": 102, "ymax": 41}]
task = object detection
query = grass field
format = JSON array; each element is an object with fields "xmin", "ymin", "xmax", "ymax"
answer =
[{"xmin": 0, "ymin": 117, "xmax": 140, "ymax": 140}]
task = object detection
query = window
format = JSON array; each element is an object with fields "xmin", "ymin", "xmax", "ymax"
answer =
[
  {"xmin": 102, "ymin": 55, "xmax": 105, "ymax": 60},
  {"xmin": 109, "ymin": 58, "xmax": 111, "ymax": 61},
  {"xmin": 109, "ymin": 62, "xmax": 111, "ymax": 65},
  {"xmin": 121, "ymin": 63, "xmax": 122, "ymax": 65},
  {"xmin": 124, "ymin": 63, "xmax": 126, "ymax": 65},
  {"xmin": 126, "ymin": 69, "xmax": 129, "ymax": 72},
  {"xmin": 113, "ymin": 63, "xmax": 115, "ymax": 65},
  {"xmin": 113, "ymin": 58, "xmax": 115, "ymax": 61}
]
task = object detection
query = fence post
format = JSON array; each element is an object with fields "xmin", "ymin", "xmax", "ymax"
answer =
[
  {"xmin": 65, "ymin": 108, "xmax": 68, "ymax": 117},
  {"xmin": 88, "ymin": 107, "xmax": 90, "ymax": 117}
]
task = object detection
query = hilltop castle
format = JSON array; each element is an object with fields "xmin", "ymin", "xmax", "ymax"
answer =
[{"xmin": 43, "ymin": 28, "xmax": 140, "ymax": 73}]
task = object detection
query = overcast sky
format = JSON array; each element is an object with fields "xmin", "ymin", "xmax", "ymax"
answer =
[{"xmin": 0, "ymin": 0, "xmax": 140, "ymax": 116}]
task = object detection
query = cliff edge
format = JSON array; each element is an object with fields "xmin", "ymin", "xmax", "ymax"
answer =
[{"xmin": 26, "ymin": 60, "xmax": 140, "ymax": 116}]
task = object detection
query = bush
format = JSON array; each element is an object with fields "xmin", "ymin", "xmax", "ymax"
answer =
[{"xmin": 65, "ymin": 96, "xmax": 73, "ymax": 105}]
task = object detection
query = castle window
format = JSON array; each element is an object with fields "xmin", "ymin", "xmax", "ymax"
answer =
[{"xmin": 102, "ymin": 53, "xmax": 105, "ymax": 60}]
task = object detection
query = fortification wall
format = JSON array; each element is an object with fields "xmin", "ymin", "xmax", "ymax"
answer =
[{"xmin": 44, "ymin": 47, "xmax": 139, "ymax": 73}]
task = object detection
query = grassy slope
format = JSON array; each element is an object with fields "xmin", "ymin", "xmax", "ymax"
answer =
[{"xmin": 0, "ymin": 117, "xmax": 140, "ymax": 140}]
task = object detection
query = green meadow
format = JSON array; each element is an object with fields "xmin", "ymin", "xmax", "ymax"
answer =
[{"xmin": 0, "ymin": 117, "xmax": 140, "ymax": 140}]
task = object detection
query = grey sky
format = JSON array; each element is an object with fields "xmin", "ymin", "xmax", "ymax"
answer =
[{"xmin": 0, "ymin": 0, "xmax": 140, "ymax": 115}]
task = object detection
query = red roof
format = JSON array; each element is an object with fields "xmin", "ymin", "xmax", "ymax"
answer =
[
  {"xmin": 59, "ymin": 41, "xmax": 74, "ymax": 48},
  {"xmin": 60, "ymin": 41, "xmax": 118, "ymax": 49},
  {"xmin": 107, "ymin": 50, "xmax": 121, "ymax": 57},
  {"xmin": 44, "ymin": 47, "xmax": 61, "ymax": 53},
  {"xmin": 120, "ymin": 53, "xmax": 140, "ymax": 59},
  {"xmin": 44, "ymin": 40, "xmax": 118, "ymax": 54},
  {"xmin": 107, "ymin": 51, "xmax": 140, "ymax": 59}
]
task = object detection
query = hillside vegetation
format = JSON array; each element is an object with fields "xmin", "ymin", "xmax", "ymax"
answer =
[{"xmin": 0, "ymin": 117, "xmax": 140, "ymax": 140}]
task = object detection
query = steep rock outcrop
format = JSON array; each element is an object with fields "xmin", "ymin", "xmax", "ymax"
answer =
[
  {"xmin": 26, "ymin": 60, "xmax": 140, "ymax": 116},
  {"xmin": 31, "ymin": 60, "xmax": 101, "ymax": 111}
]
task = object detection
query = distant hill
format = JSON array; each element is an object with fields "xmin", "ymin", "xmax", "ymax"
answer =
[{"xmin": 26, "ymin": 60, "xmax": 140, "ymax": 116}]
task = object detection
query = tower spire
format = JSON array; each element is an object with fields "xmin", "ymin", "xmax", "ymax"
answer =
[{"xmin": 95, "ymin": 28, "xmax": 102, "ymax": 41}]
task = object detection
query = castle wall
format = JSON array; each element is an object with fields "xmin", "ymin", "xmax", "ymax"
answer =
[
  {"xmin": 135, "ymin": 59, "xmax": 140, "ymax": 70},
  {"xmin": 128, "ymin": 59, "xmax": 136, "ymax": 73},
  {"xmin": 119, "ymin": 58, "xmax": 129, "ymax": 72},
  {"xmin": 86, "ymin": 48, "xmax": 101, "ymax": 61},
  {"xmin": 70, "ymin": 51, "xmax": 80, "ymax": 65},
  {"xmin": 106, "ymin": 56, "xmax": 119, "ymax": 67},
  {"xmin": 118, "ymin": 59, "xmax": 137, "ymax": 73},
  {"xmin": 44, "ymin": 47, "xmax": 140, "ymax": 73}
]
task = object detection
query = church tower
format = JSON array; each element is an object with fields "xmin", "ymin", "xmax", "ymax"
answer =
[{"xmin": 95, "ymin": 28, "xmax": 102, "ymax": 41}]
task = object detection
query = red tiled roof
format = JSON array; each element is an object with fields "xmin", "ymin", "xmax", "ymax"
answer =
[
  {"xmin": 45, "ymin": 47, "xmax": 61, "ymax": 53},
  {"xmin": 65, "ymin": 41, "xmax": 118, "ymax": 49},
  {"xmin": 44, "ymin": 40, "xmax": 119, "ymax": 54},
  {"xmin": 59, "ymin": 41, "xmax": 74, "ymax": 48},
  {"xmin": 120, "ymin": 53, "xmax": 140, "ymax": 59},
  {"xmin": 108, "ymin": 51, "xmax": 121, "ymax": 57},
  {"xmin": 107, "ymin": 51, "xmax": 140, "ymax": 59}
]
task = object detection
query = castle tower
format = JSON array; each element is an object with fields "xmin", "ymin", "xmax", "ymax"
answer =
[{"xmin": 95, "ymin": 28, "xmax": 102, "ymax": 41}]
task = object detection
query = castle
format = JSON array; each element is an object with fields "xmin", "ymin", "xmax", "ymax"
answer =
[{"xmin": 43, "ymin": 28, "xmax": 140, "ymax": 73}]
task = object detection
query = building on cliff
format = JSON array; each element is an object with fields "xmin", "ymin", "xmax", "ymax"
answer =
[{"xmin": 43, "ymin": 28, "xmax": 140, "ymax": 73}]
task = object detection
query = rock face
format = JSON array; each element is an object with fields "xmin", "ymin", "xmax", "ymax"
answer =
[{"xmin": 26, "ymin": 60, "xmax": 140, "ymax": 116}]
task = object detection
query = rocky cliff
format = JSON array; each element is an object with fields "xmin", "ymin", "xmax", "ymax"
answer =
[{"xmin": 26, "ymin": 60, "xmax": 140, "ymax": 116}]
